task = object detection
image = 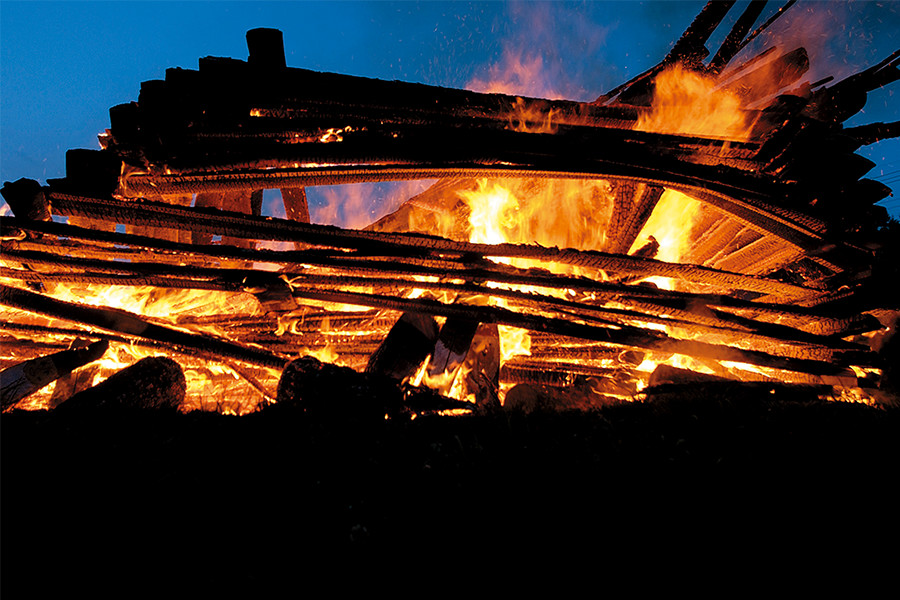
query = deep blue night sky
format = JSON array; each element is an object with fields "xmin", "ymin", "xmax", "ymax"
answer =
[{"xmin": 2, "ymin": 1, "xmax": 898, "ymax": 218}]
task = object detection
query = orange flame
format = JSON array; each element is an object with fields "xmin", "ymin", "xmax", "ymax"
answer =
[{"xmin": 635, "ymin": 64, "xmax": 751, "ymax": 141}]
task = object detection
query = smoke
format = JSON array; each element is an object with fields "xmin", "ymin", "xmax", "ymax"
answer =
[
  {"xmin": 736, "ymin": 0, "xmax": 900, "ymax": 84},
  {"xmin": 465, "ymin": 1, "xmax": 614, "ymax": 100}
]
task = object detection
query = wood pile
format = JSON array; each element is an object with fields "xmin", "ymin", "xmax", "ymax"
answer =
[{"xmin": 1, "ymin": 1, "xmax": 898, "ymax": 413}]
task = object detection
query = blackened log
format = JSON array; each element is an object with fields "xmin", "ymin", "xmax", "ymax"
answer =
[
  {"xmin": 641, "ymin": 365, "xmax": 832, "ymax": 403},
  {"xmin": 0, "ymin": 340, "xmax": 108, "ymax": 410},
  {"xmin": 51, "ymin": 149, "xmax": 121, "ymax": 199},
  {"xmin": 606, "ymin": 182, "xmax": 664, "ymax": 255},
  {"xmin": 804, "ymin": 50, "xmax": 900, "ymax": 125},
  {"xmin": 277, "ymin": 356, "xmax": 401, "ymax": 419},
  {"xmin": 57, "ymin": 356, "xmax": 185, "ymax": 411},
  {"xmin": 843, "ymin": 121, "xmax": 900, "ymax": 147}
]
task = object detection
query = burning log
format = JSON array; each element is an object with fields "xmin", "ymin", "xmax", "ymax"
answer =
[
  {"xmin": 278, "ymin": 356, "xmax": 398, "ymax": 419},
  {"xmin": 57, "ymin": 356, "xmax": 186, "ymax": 412},
  {"xmin": 0, "ymin": 340, "xmax": 108, "ymax": 411}
]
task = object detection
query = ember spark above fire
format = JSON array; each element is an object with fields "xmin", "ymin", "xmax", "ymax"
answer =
[{"xmin": 2, "ymin": 1, "xmax": 898, "ymax": 414}]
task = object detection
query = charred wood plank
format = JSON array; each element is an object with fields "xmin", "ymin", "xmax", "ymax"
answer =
[
  {"xmin": 606, "ymin": 182, "xmax": 664, "ymax": 255},
  {"xmin": 667, "ymin": 0, "xmax": 737, "ymax": 67},
  {"xmin": 611, "ymin": 1, "xmax": 736, "ymax": 106}
]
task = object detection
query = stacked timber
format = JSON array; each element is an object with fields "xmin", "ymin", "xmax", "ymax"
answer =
[{"xmin": 1, "ymin": 1, "xmax": 898, "ymax": 413}]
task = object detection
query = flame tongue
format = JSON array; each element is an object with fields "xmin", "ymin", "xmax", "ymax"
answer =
[{"xmin": 635, "ymin": 64, "xmax": 752, "ymax": 141}]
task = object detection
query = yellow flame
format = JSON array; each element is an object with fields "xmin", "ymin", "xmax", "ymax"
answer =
[
  {"xmin": 635, "ymin": 64, "xmax": 751, "ymax": 141},
  {"xmin": 629, "ymin": 189, "xmax": 703, "ymax": 290}
]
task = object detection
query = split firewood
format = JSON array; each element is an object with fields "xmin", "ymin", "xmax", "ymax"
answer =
[
  {"xmin": 57, "ymin": 356, "xmax": 185, "ymax": 411},
  {"xmin": 366, "ymin": 312, "xmax": 438, "ymax": 381},
  {"xmin": 425, "ymin": 316, "xmax": 481, "ymax": 395},
  {"xmin": 0, "ymin": 340, "xmax": 109, "ymax": 411}
]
